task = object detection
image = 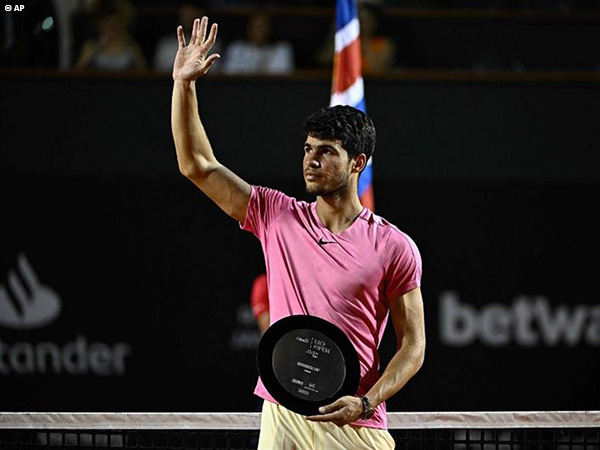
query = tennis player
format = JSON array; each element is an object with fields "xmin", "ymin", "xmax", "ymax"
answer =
[{"xmin": 172, "ymin": 17, "xmax": 426, "ymax": 450}]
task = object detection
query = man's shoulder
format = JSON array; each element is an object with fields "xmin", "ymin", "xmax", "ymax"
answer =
[
  {"xmin": 251, "ymin": 185, "xmax": 308, "ymax": 209},
  {"xmin": 368, "ymin": 211, "xmax": 418, "ymax": 249},
  {"xmin": 366, "ymin": 210, "xmax": 398, "ymax": 233}
]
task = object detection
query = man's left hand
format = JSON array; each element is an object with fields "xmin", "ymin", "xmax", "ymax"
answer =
[{"xmin": 306, "ymin": 396, "xmax": 364, "ymax": 426}]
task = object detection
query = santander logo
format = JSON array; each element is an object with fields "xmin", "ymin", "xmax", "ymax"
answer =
[
  {"xmin": 0, "ymin": 253, "xmax": 61, "ymax": 329},
  {"xmin": 0, "ymin": 253, "xmax": 132, "ymax": 376}
]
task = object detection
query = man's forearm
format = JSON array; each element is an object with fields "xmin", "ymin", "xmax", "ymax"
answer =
[
  {"xmin": 365, "ymin": 339, "xmax": 425, "ymax": 408},
  {"xmin": 171, "ymin": 80, "xmax": 217, "ymax": 177}
]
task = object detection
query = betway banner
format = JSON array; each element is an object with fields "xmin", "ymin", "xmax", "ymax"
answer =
[
  {"xmin": 440, "ymin": 291, "xmax": 600, "ymax": 347},
  {"xmin": 1, "ymin": 175, "xmax": 598, "ymax": 412}
]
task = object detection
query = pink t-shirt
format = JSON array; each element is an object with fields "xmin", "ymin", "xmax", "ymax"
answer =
[{"xmin": 240, "ymin": 185, "xmax": 422, "ymax": 429}]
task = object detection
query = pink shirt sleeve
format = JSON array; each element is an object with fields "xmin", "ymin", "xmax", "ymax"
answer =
[
  {"xmin": 239, "ymin": 185, "xmax": 293, "ymax": 240},
  {"xmin": 383, "ymin": 230, "xmax": 422, "ymax": 300}
]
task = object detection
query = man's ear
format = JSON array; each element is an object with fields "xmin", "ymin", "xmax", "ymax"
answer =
[{"xmin": 352, "ymin": 154, "xmax": 367, "ymax": 174}]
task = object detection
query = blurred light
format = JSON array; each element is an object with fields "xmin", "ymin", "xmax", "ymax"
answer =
[{"xmin": 42, "ymin": 17, "xmax": 54, "ymax": 32}]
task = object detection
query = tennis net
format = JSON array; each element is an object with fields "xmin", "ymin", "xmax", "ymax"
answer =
[{"xmin": 1, "ymin": 411, "xmax": 598, "ymax": 449}]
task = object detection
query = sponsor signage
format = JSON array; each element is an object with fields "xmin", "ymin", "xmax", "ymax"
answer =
[{"xmin": 0, "ymin": 254, "xmax": 132, "ymax": 377}]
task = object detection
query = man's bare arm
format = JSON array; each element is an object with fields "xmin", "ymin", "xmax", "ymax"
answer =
[
  {"xmin": 307, "ymin": 287, "xmax": 425, "ymax": 426},
  {"xmin": 172, "ymin": 17, "xmax": 251, "ymax": 223},
  {"xmin": 364, "ymin": 287, "xmax": 426, "ymax": 407}
]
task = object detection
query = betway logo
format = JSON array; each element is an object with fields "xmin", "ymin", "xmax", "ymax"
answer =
[
  {"xmin": 440, "ymin": 291, "xmax": 600, "ymax": 347},
  {"xmin": 0, "ymin": 253, "xmax": 61, "ymax": 329}
]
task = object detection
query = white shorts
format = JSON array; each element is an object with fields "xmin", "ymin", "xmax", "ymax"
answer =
[{"xmin": 257, "ymin": 400, "xmax": 396, "ymax": 450}]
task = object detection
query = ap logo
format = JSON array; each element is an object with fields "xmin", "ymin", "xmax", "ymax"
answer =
[{"xmin": 0, "ymin": 253, "xmax": 61, "ymax": 329}]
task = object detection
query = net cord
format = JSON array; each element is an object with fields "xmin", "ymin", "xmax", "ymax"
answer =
[{"xmin": 1, "ymin": 411, "xmax": 599, "ymax": 430}]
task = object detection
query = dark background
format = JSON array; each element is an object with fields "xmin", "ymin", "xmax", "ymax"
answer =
[{"xmin": 1, "ymin": 74, "xmax": 599, "ymax": 412}]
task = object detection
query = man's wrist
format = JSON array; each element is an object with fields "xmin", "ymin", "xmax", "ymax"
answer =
[
  {"xmin": 174, "ymin": 79, "xmax": 196, "ymax": 89},
  {"xmin": 359, "ymin": 395, "xmax": 375, "ymax": 420}
]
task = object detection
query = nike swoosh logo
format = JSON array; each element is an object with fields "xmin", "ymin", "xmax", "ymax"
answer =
[{"xmin": 318, "ymin": 238, "xmax": 337, "ymax": 245}]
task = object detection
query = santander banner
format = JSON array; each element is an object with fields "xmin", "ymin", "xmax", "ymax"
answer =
[{"xmin": 0, "ymin": 253, "xmax": 131, "ymax": 376}]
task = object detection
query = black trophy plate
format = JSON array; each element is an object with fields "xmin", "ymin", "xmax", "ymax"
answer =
[{"xmin": 257, "ymin": 315, "xmax": 360, "ymax": 416}]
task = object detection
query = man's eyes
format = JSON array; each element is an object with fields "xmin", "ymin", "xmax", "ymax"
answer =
[{"xmin": 304, "ymin": 147, "xmax": 331, "ymax": 154}]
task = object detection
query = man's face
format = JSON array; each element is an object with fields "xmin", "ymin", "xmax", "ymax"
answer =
[{"xmin": 303, "ymin": 135, "xmax": 353, "ymax": 197}]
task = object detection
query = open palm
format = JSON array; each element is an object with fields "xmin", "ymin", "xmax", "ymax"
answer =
[{"xmin": 173, "ymin": 17, "xmax": 220, "ymax": 82}]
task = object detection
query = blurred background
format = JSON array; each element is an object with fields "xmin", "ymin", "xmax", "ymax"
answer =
[{"xmin": 1, "ymin": 0, "xmax": 599, "ymax": 414}]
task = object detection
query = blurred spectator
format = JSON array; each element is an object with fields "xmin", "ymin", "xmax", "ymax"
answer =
[
  {"xmin": 313, "ymin": 18, "xmax": 336, "ymax": 69},
  {"xmin": 359, "ymin": 4, "xmax": 395, "ymax": 74},
  {"xmin": 221, "ymin": 12, "xmax": 294, "ymax": 75},
  {"xmin": 74, "ymin": 0, "xmax": 147, "ymax": 72},
  {"xmin": 315, "ymin": 3, "xmax": 396, "ymax": 74},
  {"xmin": 52, "ymin": 0, "xmax": 90, "ymax": 70},
  {"xmin": 250, "ymin": 273, "xmax": 269, "ymax": 334},
  {"xmin": 153, "ymin": 3, "xmax": 222, "ymax": 74}
]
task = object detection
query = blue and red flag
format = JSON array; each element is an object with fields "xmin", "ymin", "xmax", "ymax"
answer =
[{"xmin": 330, "ymin": 0, "xmax": 374, "ymax": 211}]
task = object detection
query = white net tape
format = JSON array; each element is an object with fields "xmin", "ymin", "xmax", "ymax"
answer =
[{"xmin": 1, "ymin": 411, "xmax": 599, "ymax": 430}]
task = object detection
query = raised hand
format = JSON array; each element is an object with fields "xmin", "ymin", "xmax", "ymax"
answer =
[{"xmin": 172, "ymin": 16, "xmax": 220, "ymax": 82}]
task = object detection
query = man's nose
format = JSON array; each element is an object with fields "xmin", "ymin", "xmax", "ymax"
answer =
[{"xmin": 307, "ymin": 157, "xmax": 320, "ymax": 168}]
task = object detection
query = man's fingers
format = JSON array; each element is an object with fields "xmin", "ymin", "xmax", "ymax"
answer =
[
  {"xmin": 306, "ymin": 400, "xmax": 343, "ymax": 421},
  {"xmin": 177, "ymin": 26, "xmax": 186, "ymax": 48},
  {"xmin": 319, "ymin": 399, "xmax": 344, "ymax": 414},
  {"xmin": 205, "ymin": 54, "xmax": 221, "ymax": 66},
  {"xmin": 202, "ymin": 54, "xmax": 220, "ymax": 74},
  {"xmin": 306, "ymin": 411, "xmax": 344, "ymax": 422},
  {"xmin": 190, "ymin": 18, "xmax": 199, "ymax": 46},
  {"xmin": 198, "ymin": 16, "xmax": 208, "ymax": 46},
  {"xmin": 203, "ymin": 23, "xmax": 218, "ymax": 51}
]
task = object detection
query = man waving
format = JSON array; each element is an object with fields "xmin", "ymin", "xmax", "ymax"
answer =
[{"xmin": 171, "ymin": 17, "xmax": 426, "ymax": 450}]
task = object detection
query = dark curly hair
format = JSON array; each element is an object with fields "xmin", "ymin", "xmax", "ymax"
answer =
[{"xmin": 303, "ymin": 105, "xmax": 376, "ymax": 172}]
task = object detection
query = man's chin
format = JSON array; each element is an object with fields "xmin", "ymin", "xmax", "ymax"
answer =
[
  {"xmin": 306, "ymin": 180, "xmax": 351, "ymax": 198},
  {"xmin": 305, "ymin": 184, "xmax": 324, "ymax": 196}
]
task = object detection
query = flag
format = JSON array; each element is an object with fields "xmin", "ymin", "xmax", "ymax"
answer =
[{"xmin": 330, "ymin": 0, "xmax": 375, "ymax": 211}]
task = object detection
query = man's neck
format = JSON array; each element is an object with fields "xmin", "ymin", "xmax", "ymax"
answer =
[{"xmin": 315, "ymin": 193, "xmax": 364, "ymax": 235}]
